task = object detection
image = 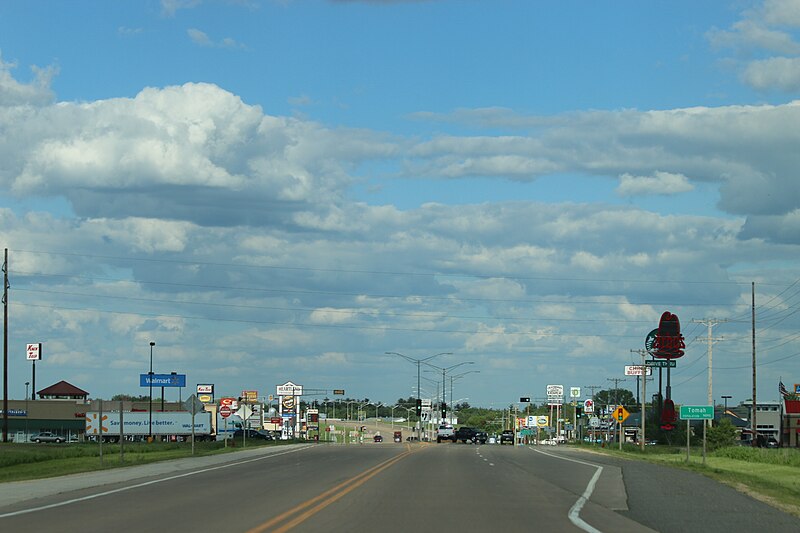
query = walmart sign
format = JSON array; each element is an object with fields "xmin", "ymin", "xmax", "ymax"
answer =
[{"xmin": 140, "ymin": 373, "xmax": 186, "ymax": 387}]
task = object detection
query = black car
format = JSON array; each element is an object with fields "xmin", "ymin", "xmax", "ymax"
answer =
[
  {"xmin": 474, "ymin": 430, "xmax": 488, "ymax": 444},
  {"xmin": 233, "ymin": 429, "xmax": 272, "ymax": 440},
  {"xmin": 500, "ymin": 429, "xmax": 515, "ymax": 445}
]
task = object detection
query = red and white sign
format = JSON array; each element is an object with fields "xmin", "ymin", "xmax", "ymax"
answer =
[
  {"xmin": 625, "ymin": 365, "xmax": 652, "ymax": 376},
  {"xmin": 584, "ymin": 399, "xmax": 595, "ymax": 414},
  {"xmin": 219, "ymin": 397, "xmax": 238, "ymax": 410},
  {"xmin": 219, "ymin": 406, "xmax": 232, "ymax": 418},
  {"xmin": 26, "ymin": 343, "xmax": 42, "ymax": 361}
]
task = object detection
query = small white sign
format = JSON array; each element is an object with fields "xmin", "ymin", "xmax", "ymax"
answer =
[
  {"xmin": 625, "ymin": 365, "xmax": 652, "ymax": 376},
  {"xmin": 570, "ymin": 387, "xmax": 581, "ymax": 398},
  {"xmin": 26, "ymin": 343, "xmax": 42, "ymax": 361},
  {"xmin": 196, "ymin": 384, "xmax": 214, "ymax": 394}
]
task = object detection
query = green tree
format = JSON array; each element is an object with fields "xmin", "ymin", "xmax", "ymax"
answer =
[
  {"xmin": 595, "ymin": 389, "xmax": 637, "ymax": 410},
  {"xmin": 707, "ymin": 418, "xmax": 737, "ymax": 450}
]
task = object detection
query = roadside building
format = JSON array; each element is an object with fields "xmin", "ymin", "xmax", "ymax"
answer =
[
  {"xmin": 742, "ymin": 400, "xmax": 782, "ymax": 446},
  {"xmin": 782, "ymin": 399, "xmax": 800, "ymax": 447}
]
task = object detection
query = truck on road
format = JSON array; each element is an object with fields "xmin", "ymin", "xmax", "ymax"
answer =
[
  {"xmin": 436, "ymin": 424, "xmax": 455, "ymax": 443},
  {"xmin": 86, "ymin": 411, "xmax": 214, "ymax": 442}
]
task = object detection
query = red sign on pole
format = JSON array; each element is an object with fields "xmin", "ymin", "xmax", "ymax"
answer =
[{"xmin": 219, "ymin": 406, "xmax": 232, "ymax": 418}]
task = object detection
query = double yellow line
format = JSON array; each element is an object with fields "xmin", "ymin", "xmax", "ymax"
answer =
[{"xmin": 246, "ymin": 445, "xmax": 415, "ymax": 533}]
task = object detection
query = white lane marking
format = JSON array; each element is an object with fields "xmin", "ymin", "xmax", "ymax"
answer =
[
  {"xmin": 531, "ymin": 448, "xmax": 603, "ymax": 533},
  {"xmin": 0, "ymin": 445, "xmax": 314, "ymax": 519}
]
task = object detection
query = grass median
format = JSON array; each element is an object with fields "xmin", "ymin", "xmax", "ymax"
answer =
[
  {"xmin": 575, "ymin": 442, "xmax": 800, "ymax": 516},
  {"xmin": 0, "ymin": 438, "xmax": 287, "ymax": 483}
]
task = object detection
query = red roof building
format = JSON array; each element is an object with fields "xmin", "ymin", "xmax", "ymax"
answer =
[{"xmin": 37, "ymin": 380, "xmax": 89, "ymax": 400}]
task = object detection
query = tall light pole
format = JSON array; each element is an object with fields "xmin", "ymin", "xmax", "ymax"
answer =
[
  {"xmin": 148, "ymin": 341, "xmax": 155, "ymax": 440},
  {"xmin": 425, "ymin": 361, "xmax": 474, "ymax": 421},
  {"xmin": 450, "ymin": 370, "xmax": 480, "ymax": 409},
  {"xmin": 721, "ymin": 395, "xmax": 732, "ymax": 413},
  {"xmin": 386, "ymin": 351, "xmax": 451, "ymax": 441}
]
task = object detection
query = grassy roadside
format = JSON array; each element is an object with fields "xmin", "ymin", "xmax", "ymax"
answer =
[
  {"xmin": 573, "ymin": 443, "xmax": 800, "ymax": 517},
  {"xmin": 0, "ymin": 439, "xmax": 287, "ymax": 483}
]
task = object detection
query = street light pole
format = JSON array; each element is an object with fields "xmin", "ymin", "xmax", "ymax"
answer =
[
  {"xmin": 148, "ymin": 341, "xmax": 155, "ymax": 440},
  {"xmin": 386, "ymin": 351, "xmax": 451, "ymax": 441},
  {"xmin": 721, "ymin": 395, "xmax": 732, "ymax": 413},
  {"xmin": 425, "ymin": 361, "xmax": 474, "ymax": 422}
]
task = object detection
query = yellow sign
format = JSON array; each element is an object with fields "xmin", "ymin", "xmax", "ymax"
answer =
[{"xmin": 612, "ymin": 405, "xmax": 630, "ymax": 423}]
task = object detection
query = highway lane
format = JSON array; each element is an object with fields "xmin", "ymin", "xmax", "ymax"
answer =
[{"xmin": 1, "ymin": 442, "xmax": 796, "ymax": 532}]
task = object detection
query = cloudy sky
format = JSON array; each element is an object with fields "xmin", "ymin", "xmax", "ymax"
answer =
[{"xmin": 1, "ymin": 0, "xmax": 799, "ymax": 410}]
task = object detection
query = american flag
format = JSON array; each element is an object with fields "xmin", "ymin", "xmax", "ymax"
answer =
[{"xmin": 779, "ymin": 380, "xmax": 790, "ymax": 398}]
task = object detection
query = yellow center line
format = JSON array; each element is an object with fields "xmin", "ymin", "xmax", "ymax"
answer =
[{"xmin": 246, "ymin": 448, "xmax": 416, "ymax": 533}]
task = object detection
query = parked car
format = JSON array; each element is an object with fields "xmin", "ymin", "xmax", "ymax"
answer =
[
  {"xmin": 30, "ymin": 432, "xmax": 66, "ymax": 443},
  {"xmin": 500, "ymin": 429, "xmax": 515, "ymax": 445}
]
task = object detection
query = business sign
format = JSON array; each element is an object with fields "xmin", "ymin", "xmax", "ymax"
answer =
[
  {"xmin": 198, "ymin": 394, "xmax": 213, "ymax": 403},
  {"xmin": 645, "ymin": 359, "xmax": 676, "ymax": 368},
  {"xmin": 570, "ymin": 387, "xmax": 581, "ymax": 398},
  {"xmin": 625, "ymin": 365, "xmax": 652, "ymax": 376},
  {"xmin": 679, "ymin": 405, "xmax": 714, "ymax": 420},
  {"xmin": 277, "ymin": 381, "xmax": 303, "ymax": 396},
  {"xmin": 219, "ymin": 397, "xmax": 238, "ymax": 410},
  {"xmin": 196, "ymin": 384, "xmax": 214, "ymax": 394},
  {"xmin": 536, "ymin": 415, "xmax": 549, "ymax": 428},
  {"xmin": 794, "ymin": 384, "xmax": 800, "ymax": 394},
  {"xmin": 652, "ymin": 311, "xmax": 685, "ymax": 359},
  {"xmin": 242, "ymin": 390, "xmax": 258, "ymax": 403},
  {"xmin": 546, "ymin": 384, "xmax": 564, "ymax": 397},
  {"xmin": 333, "ymin": 389, "xmax": 345, "ymax": 395},
  {"xmin": 140, "ymin": 373, "xmax": 187, "ymax": 387},
  {"xmin": 26, "ymin": 343, "xmax": 42, "ymax": 361},
  {"xmin": 583, "ymin": 399, "xmax": 595, "ymax": 414}
]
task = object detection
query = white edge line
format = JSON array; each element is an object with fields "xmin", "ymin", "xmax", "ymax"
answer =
[
  {"xmin": 0, "ymin": 445, "xmax": 314, "ymax": 519},
  {"xmin": 531, "ymin": 447, "xmax": 604, "ymax": 533}
]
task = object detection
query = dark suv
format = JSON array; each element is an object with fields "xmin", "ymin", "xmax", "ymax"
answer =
[
  {"xmin": 500, "ymin": 429, "xmax": 515, "ymax": 445},
  {"xmin": 454, "ymin": 426, "xmax": 477, "ymax": 443}
]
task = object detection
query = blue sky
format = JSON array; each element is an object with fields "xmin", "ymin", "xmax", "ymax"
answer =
[{"xmin": 1, "ymin": 0, "xmax": 800, "ymax": 412}]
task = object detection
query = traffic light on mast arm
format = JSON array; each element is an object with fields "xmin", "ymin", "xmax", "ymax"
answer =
[{"xmin": 415, "ymin": 399, "xmax": 422, "ymax": 417}]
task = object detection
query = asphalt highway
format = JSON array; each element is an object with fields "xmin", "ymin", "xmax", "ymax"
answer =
[{"xmin": 0, "ymin": 441, "xmax": 796, "ymax": 532}]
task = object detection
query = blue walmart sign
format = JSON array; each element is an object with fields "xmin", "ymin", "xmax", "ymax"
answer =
[{"xmin": 140, "ymin": 373, "xmax": 186, "ymax": 387}]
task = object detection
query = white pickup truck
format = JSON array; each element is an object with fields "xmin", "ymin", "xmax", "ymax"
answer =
[{"xmin": 436, "ymin": 424, "xmax": 455, "ymax": 443}]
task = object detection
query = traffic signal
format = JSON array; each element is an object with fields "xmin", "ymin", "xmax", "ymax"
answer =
[
  {"xmin": 441, "ymin": 402, "xmax": 447, "ymax": 419},
  {"xmin": 576, "ymin": 406, "xmax": 583, "ymax": 416},
  {"xmin": 415, "ymin": 398, "xmax": 422, "ymax": 417}
]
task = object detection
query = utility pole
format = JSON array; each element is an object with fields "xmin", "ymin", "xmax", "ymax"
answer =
[
  {"xmin": 752, "ymin": 282, "xmax": 758, "ymax": 447},
  {"xmin": 607, "ymin": 378, "xmax": 627, "ymax": 444},
  {"xmin": 693, "ymin": 317, "xmax": 728, "ymax": 448},
  {"xmin": 631, "ymin": 349, "xmax": 649, "ymax": 451},
  {"xmin": 2, "ymin": 248, "xmax": 8, "ymax": 443},
  {"xmin": 607, "ymin": 378, "xmax": 627, "ymax": 406}
]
